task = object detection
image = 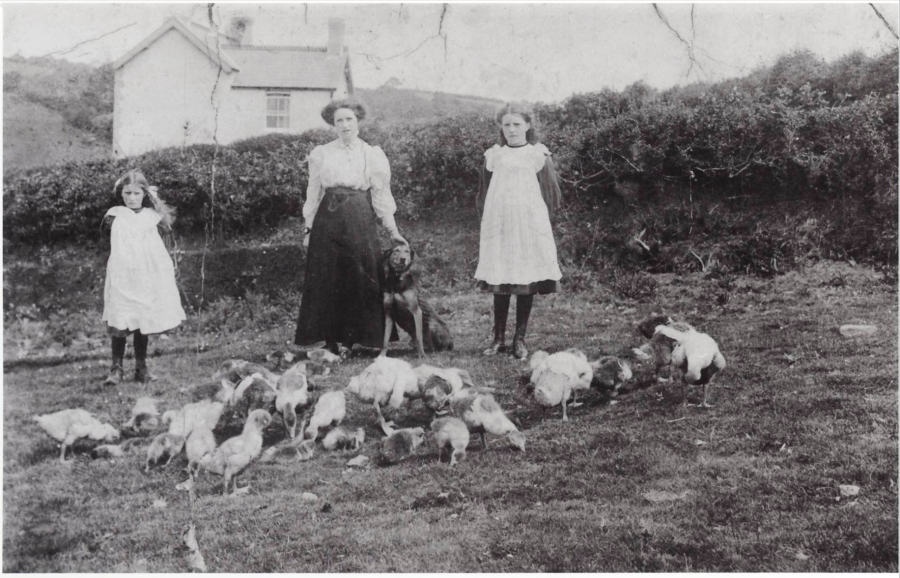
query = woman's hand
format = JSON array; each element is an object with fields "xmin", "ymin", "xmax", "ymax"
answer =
[{"xmin": 389, "ymin": 228, "xmax": 408, "ymax": 247}]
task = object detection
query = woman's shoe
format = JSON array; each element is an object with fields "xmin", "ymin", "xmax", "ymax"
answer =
[{"xmin": 483, "ymin": 340, "xmax": 506, "ymax": 356}]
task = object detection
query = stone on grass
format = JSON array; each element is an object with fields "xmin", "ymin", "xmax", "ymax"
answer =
[
  {"xmin": 347, "ymin": 455, "xmax": 369, "ymax": 468},
  {"xmin": 838, "ymin": 484, "xmax": 860, "ymax": 497},
  {"xmin": 300, "ymin": 492, "xmax": 318, "ymax": 502},
  {"xmin": 839, "ymin": 325, "xmax": 877, "ymax": 337}
]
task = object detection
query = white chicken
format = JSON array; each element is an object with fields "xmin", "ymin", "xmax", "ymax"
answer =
[
  {"xmin": 654, "ymin": 324, "xmax": 727, "ymax": 408},
  {"xmin": 163, "ymin": 400, "xmax": 225, "ymax": 439},
  {"xmin": 199, "ymin": 409, "xmax": 272, "ymax": 496},
  {"xmin": 122, "ymin": 397, "xmax": 161, "ymax": 436},
  {"xmin": 450, "ymin": 393, "xmax": 526, "ymax": 452},
  {"xmin": 431, "ymin": 417, "xmax": 470, "ymax": 466},
  {"xmin": 413, "ymin": 364, "xmax": 485, "ymax": 414},
  {"xmin": 184, "ymin": 428, "xmax": 217, "ymax": 480},
  {"xmin": 34, "ymin": 409, "xmax": 120, "ymax": 463},
  {"xmin": 275, "ymin": 362, "xmax": 311, "ymax": 439},
  {"xmin": 634, "ymin": 315, "xmax": 693, "ymax": 383},
  {"xmin": 529, "ymin": 349, "xmax": 594, "ymax": 421},
  {"xmin": 304, "ymin": 390, "xmax": 347, "ymax": 441},
  {"xmin": 345, "ymin": 356, "xmax": 419, "ymax": 429}
]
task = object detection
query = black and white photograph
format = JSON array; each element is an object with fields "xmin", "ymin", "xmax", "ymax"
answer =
[{"xmin": 2, "ymin": 0, "xmax": 898, "ymax": 572}]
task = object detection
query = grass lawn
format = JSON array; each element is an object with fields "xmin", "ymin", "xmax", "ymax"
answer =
[{"xmin": 3, "ymin": 225, "xmax": 897, "ymax": 571}]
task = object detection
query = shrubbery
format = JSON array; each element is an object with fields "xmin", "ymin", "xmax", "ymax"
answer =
[{"xmin": 4, "ymin": 48, "xmax": 897, "ymax": 274}]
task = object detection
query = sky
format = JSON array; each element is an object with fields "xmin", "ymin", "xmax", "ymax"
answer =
[{"xmin": 2, "ymin": 1, "xmax": 898, "ymax": 103}]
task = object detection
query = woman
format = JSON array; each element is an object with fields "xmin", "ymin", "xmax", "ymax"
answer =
[{"xmin": 295, "ymin": 98, "xmax": 407, "ymax": 355}]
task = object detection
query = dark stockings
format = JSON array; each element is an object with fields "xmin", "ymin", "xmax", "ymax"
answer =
[{"xmin": 514, "ymin": 294, "xmax": 534, "ymax": 340}]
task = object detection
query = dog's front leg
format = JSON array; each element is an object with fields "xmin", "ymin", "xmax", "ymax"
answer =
[
  {"xmin": 404, "ymin": 290, "xmax": 426, "ymax": 358},
  {"xmin": 381, "ymin": 295, "xmax": 394, "ymax": 357}
]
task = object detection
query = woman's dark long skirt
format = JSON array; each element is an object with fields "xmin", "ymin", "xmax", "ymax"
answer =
[{"xmin": 295, "ymin": 187, "xmax": 385, "ymax": 348}]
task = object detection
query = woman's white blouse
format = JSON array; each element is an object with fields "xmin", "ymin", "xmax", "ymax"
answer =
[{"xmin": 302, "ymin": 138, "xmax": 397, "ymax": 230}]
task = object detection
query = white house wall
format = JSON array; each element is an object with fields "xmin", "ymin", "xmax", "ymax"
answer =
[
  {"xmin": 113, "ymin": 29, "xmax": 232, "ymax": 158},
  {"xmin": 218, "ymin": 89, "xmax": 336, "ymax": 142}
]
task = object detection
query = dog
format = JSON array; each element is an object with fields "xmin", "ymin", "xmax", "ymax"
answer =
[{"xmin": 380, "ymin": 244, "xmax": 453, "ymax": 357}]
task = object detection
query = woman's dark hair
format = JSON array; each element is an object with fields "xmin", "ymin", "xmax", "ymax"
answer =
[
  {"xmin": 114, "ymin": 169, "xmax": 154, "ymax": 208},
  {"xmin": 495, "ymin": 102, "xmax": 539, "ymax": 146},
  {"xmin": 320, "ymin": 97, "xmax": 368, "ymax": 125}
]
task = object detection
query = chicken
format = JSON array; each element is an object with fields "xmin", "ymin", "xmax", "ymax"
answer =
[
  {"xmin": 529, "ymin": 349, "xmax": 594, "ymax": 420},
  {"xmin": 122, "ymin": 397, "xmax": 161, "ymax": 436},
  {"xmin": 33, "ymin": 409, "xmax": 120, "ymax": 463},
  {"xmin": 322, "ymin": 427, "xmax": 365, "ymax": 451},
  {"xmin": 260, "ymin": 438, "xmax": 317, "ymax": 464},
  {"xmin": 275, "ymin": 362, "xmax": 311, "ymax": 439},
  {"xmin": 449, "ymin": 393, "xmax": 526, "ymax": 452},
  {"xmin": 266, "ymin": 350, "xmax": 295, "ymax": 371},
  {"xmin": 634, "ymin": 316, "xmax": 693, "ymax": 383},
  {"xmin": 163, "ymin": 400, "xmax": 225, "ymax": 439},
  {"xmin": 212, "ymin": 359, "xmax": 280, "ymax": 386},
  {"xmin": 431, "ymin": 417, "xmax": 470, "ymax": 466},
  {"xmin": 145, "ymin": 433, "xmax": 186, "ymax": 472},
  {"xmin": 655, "ymin": 324, "xmax": 727, "ymax": 407},
  {"xmin": 590, "ymin": 356, "xmax": 633, "ymax": 399},
  {"xmin": 346, "ymin": 356, "xmax": 419, "ymax": 429},
  {"xmin": 185, "ymin": 428, "xmax": 217, "ymax": 479},
  {"xmin": 199, "ymin": 409, "xmax": 272, "ymax": 496},
  {"xmin": 225, "ymin": 373, "xmax": 277, "ymax": 422},
  {"xmin": 413, "ymin": 364, "xmax": 485, "ymax": 414},
  {"xmin": 90, "ymin": 437, "xmax": 150, "ymax": 460},
  {"xmin": 379, "ymin": 427, "xmax": 426, "ymax": 465},
  {"xmin": 304, "ymin": 391, "xmax": 347, "ymax": 441}
]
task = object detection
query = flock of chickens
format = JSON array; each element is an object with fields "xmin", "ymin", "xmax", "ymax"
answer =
[{"xmin": 32, "ymin": 315, "xmax": 725, "ymax": 496}]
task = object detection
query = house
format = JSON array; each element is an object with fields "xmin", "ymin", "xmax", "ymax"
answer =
[{"xmin": 112, "ymin": 16, "xmax": 352, "ymax": 158}]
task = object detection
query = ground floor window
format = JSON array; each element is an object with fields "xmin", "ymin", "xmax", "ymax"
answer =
[{"xmin": 266, "ymin": 93, "xmax": 290, "ymax": 129}]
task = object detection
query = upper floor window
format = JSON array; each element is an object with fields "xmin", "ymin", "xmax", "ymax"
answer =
[{"xmin": 266, "ymin": 93, "xmax": 290, "ymax": 129}]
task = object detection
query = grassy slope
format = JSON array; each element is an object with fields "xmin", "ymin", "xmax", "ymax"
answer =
[
  {"xmin": 2, "ymin": 218, "xmax": 897, "ymax": 572},
  {"xmin": 3, "ymin": 92, "xmax": 110, "ymax": 172}
]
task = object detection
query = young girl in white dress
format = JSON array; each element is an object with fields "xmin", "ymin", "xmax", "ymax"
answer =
[
  {"xmin": 475, "ymin": 103, "xmax": 562, "ymax": 360},
  {"xmin": 101, "ymin": 170, "xmax": 185, "ymax": 384}
]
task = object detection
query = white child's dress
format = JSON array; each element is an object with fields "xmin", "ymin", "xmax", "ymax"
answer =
[
  {"xmin": 102, "ymin": 206, "xmax": 186, "ymax": 334},
  {"xmin": 475, "ymin": 143, "xmax": 562, "ymax": 288}
]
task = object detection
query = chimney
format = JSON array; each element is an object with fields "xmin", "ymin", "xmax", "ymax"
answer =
[
  {"xmin": 227, "ymin": 16, "xmax": 253, "ymax": 46},
  {"xmin": 327, "ymin": 18, "xmax": 345, "ymax": 56}
]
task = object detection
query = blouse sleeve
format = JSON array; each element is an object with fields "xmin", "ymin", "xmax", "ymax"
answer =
[
  {"xmin": 367, "ymin": 145, "xmax": 398, "ymax": 231},
  {"xmin": 302, "ymin": 146, "xmax": 326, "ymax": 228},
  {"xmin": 535, "ymin": 145, "xmax": 562, "ymax": 220},
  {"xmin": 477, "ymin": 145, "xmax": 501, "ymax": 210}
]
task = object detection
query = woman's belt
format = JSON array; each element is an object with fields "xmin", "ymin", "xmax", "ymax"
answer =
[{"xmin": 325, "ymin": 186, "xmax": 370, "ymax": 211}]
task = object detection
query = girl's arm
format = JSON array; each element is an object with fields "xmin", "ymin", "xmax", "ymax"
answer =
[
  {"xmin": 538, "ymin": 155, "xmax": 562, "ymax": 221},
  {"xmin": 302, "ymin": 146, "xmax": 325, "ymax": 231}
]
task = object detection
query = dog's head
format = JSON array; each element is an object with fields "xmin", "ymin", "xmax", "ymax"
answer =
[{"xmin": 383, "ymin": 244, "xmax": 415, "ymax": 273}]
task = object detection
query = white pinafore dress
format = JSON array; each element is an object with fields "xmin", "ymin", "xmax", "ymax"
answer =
[
  {"xmin": 475, "ymin": 143, "xmax": 562, "ymax": 289},
  {"xmin": 102, "ymin": 206, "xmax": 186, "ymax": 334}
]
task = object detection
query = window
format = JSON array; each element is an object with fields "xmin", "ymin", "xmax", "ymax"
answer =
[{"xmin": 266, "ymin": 93, "xmax": 290, "ymax": 129}]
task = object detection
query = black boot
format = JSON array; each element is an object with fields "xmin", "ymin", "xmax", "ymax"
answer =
[
  {"xmin": 133, "ymin": 331, "xmax": 157, "ymax": 382},
  {"xmin": 483, "ymin": 294, "xmax": 510, "ymax": 356},
  {"xmin": 103, "ymin": 337, "xmax": 126, "ymax": 385},
  {"xmin": 511, "ymin": 295, "xmax": 534, "ymax": 360}
]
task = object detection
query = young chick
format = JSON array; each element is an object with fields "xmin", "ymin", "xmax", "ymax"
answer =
[
  {"xmin": 185, "ymin": 428, "xmax": 217, "ymax": 479},
  {"xmin": 228, "ymin": 373, "xmax": 278, "ymax": 421},
  {"xmin": 145, "ymin": 432, "xmax": 186, "ymax": 472},
  {"xmin": 379, "ymin": 427, "xmax": 426, "ymax": 465},
  {"xmin": 450, "ymin": 393, "xmax": 526, "ymax": 451},
  {"xmin": 260, "ymin": 438, "xmax": 316, "ymax": 465},
  {"xmin": 304, "ymin": 390, "xmax": 347, "ymax": 441},
  {"xmin": 346, "ymin": 356, "xmax": 419, "ymax": 429},
  {"xmin": 634, "ymin": 316, "xmax": 693, "ymax": 383},
  {"xmin": 431, "ymin": 417, "xmax": 470, "ymax": 466},
  {"xmin": 655, "ymin": 324, "xmax": 727, "ymax": 407},
  {"xmin": 322, "ymin": 427, "xmax": 365, "ymax": 451},
  {"xmin": 122, "ymin": 397, "xmax": 161, "ymax": 436},
  {"xmin": 199, "ymin": 409, "xmax": 272, "ymax": 496},
  {"xmin": 34, "ymin": 409, "xmax": 120, "ymax": 463},
  {"xmin": 275, "ymin": 362, "xmax": 311, "ymax": 439},
  {"xmin": 529, "ymin": 349, "xmax": 594, "ymax": 420},
  {"xmin": 590, "ymin": 356, "xmax": 633, "ymax": 399}
]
